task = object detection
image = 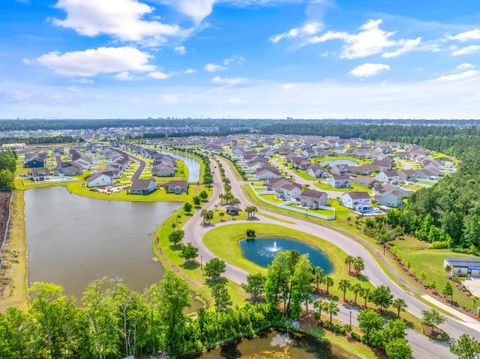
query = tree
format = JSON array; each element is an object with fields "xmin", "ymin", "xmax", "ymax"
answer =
[
  {"xmin": 370, "ymin": 285, "xmax": 393, "ymax": 311},
  {"xmin": 449, "ymin": 334, "xmax": 480, "ymax": 359},
  {"xmin": 180, "ymin": 243, "xmax": 199, "ymax": 264},
  {"xmin": 358, "ymin": 309, "xmax": 383, "ymax": 339},
  {"xmin": 361, "ymin": 287, "xmax": 371, "ymax": 308},
  {"xmin": 313, "ymin": 267, "xmax": 324, "ymax": 292},
  {"xmin": 168, "ymin": 230, "xmax": 184, "ymax": 248},
  {"xmin": 325, "ymin": 301, "xmax": 339, "ymax": 324},
  {"xmin": 201, "ymin": 210, "xmax": 214, "ymax": 224},
  {"xmin": 353, "ymin": 257, "xmax": 365, "ymax": 275},
  {"xmin": 0, "ymin": 169, "xmax": 14, "ymax": 190},
  {"xmin": 211, "ymin": 283, "xmax": 232, "ymax": 312},
  {"xmin": 338, "ymin": 279, "xmax": 351, "ymax": 301},
  {"xmin": 183, "ymin": 202, "xmax": 193, "ymax": 214},
  {"xmin": 193, "ymin": 196, "xmax": 201, "ymax": 207},
  {"xmin": 422, "ymin": 309, "xmax": 446, "ymax": 335},
  {"xmin": 381, "ymin": 319, "xmax": 407, "ymax": 342},
  {"xmin": 351, "ymin": 282, "xmax": 363, "ymax": 304},
  {"xmin": 392, "ymin": 298, "xmax": 407, "ymax": 319},
  {"xmin": 385, "ymin": 338, "xmax": 412, "ymax": 359},
  {"xmin": 199, "ymin": 190, "xmax": 209, "ymax": 201},
  {"xmin": 204, "ymin": 258, "xmax": 226, "ymax": 282},
  {"xmin": 246, "ymin": 229, "xmax": 256, "ymax": 238},
  {"xmin": 242, "ymin": 273, "xmax": 266, "ymax": 302},
  {"xmin": 157, "ymin": 272, "xmax": 191, "ymax": 356},
  {"xmin": 290, "ymin": 255, "xmax": 314, "ymax": 317},
  {"xmin": 443, "ymin": 282, "xmax": 454, "ymax": 306},
  {"xmin": 324, "ymin": 276, "xmax": 334, "ymax": 295},
  {"xmin": 313, "ymin": 299, "xmax": 327, "ymax": 322},
  {"xmin": 245, "ymin": 206, "xmax": 258, "ymax": 219},
  {"xmin": 345, "ymin": 255, "xmax": 354, "ymax": 274}
]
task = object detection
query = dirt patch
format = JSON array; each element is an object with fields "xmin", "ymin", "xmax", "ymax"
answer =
[{"xmin": 0, "ymin": 191, "xmax": 12, "ymax": 249}]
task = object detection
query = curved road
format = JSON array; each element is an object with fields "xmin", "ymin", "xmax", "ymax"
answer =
[{"xmin": 184, "ymin": 157, "xmax": 478, "ymax": 358}]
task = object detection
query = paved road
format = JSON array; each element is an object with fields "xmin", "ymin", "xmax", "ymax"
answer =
[
  {"xmin": 116, "ymin": 150, "xmax": 146, "ymax": 181},
  {"xmin": 270, "ymin": 158, "xmax": 343, "ymax": 198},
  {"xmin": 182, "ymin": 156, "xmax": 478, "ymax": 358},
  {"xmin": 222, "ymin": 156, "xmax": 480, "ymax": 357}
]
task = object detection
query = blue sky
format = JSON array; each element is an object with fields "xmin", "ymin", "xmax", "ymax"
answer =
[{"xmin": 1, "ymin": 0, "xmax": 480, "ymax": 119}]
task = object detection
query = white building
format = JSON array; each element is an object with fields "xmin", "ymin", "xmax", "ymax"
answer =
[
  {"xmin": 341, "ymin": 192, "xmax": 372, "ymax": 211},
  {"xmin": 86, "ymin": 172, "xmax": 113, "ymax": 187},
  {"xmin": 444, "ymin": 257, "xmax": 480, "ymax": 277}
]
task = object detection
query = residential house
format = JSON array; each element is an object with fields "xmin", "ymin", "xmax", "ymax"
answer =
[
  {"xmin": 376, "ymin": 189, "xmax": 409, "ymax": 208},
  {"xmin": 86, "ymin": 172, "xmax": 114, "ymax": 187},
  {"xmin": 376, "ymin": 170, "xmax": 400, "ymax": 185},
  {"xmin": 353, "ymin": 175, "xmax": 377, "ymax": 188},
  {"xmin": 130, "ymin": 178, "xmax": 157, "ymax": 195},
  {"xmin": 255, "ymin": 166, "xmax": 281, "ymax": 180},
  {"xmin": 341, "ymin": 192, "xmax": 372, "ymax": 211},
  {"xmin": 29, "ymin": 168, "xmax": 50, "ymax": 182},
  {"xmin": 24, "ymin": 152, "xmax": 46, "ymax": 168},
  {"xmin": 60, "ymin": 163, "xmax": 82, "ymax": 176},
  {"xmin": 307, "ymin": 165, "xmax": 328, "ymax": 178},
  {"xmin": 166, "ymin": 180, "xmax": 188, "ymax": 194},
  {"xmin": 331, "ymin": 164, "xmax": 353, "ymax": 176},
  {"xmin": 274, "ymin": 182, "xmax": 302, "ymax": 200},
  {"xmin": 299, "ymin": 189, "xmax": 328, "ymax": 209},
  {"xmin": 327, "ymin": 175, "xmax": 352, "ymax": 188}
]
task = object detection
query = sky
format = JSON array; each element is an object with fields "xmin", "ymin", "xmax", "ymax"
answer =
[{"xmin": 1, "ymin": 0, "xmax": 480, "ymax": 119}]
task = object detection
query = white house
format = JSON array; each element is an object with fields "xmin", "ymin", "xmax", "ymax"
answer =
[
  {"xmin": 341, "ymin": 192, "xmax": 372, "ymax": 211},
  {"xmin": 275, "ymin": 182, "xmax": 302, "ymax": 200},
  {"xmin": 255, "ymin": 167, "xmax": 281, "ymax": 180},
  {"xmin": 86, "ymin": 172, "xmax": 113, "ymax": 187}
]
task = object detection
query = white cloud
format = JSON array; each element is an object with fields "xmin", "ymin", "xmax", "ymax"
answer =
[
  {"xmin": 349, "ymin": 63, "xmax": 390, "ymax": 78},
  {"xmin": 205, "ymin": 63, "xmax": 227, "ymax": 72},
  {"xmin": 450, "ymin": 45, "xmax": 480, "ymax": 56},
  {"xmin": 382, "ymin": 37, "xmax": 422, "ymax": 58},
  {"xmin": 114, "ymin": 71, "xmax": 136, "ymax": 81},
  {"xmin": 270, "ymin": 22, "xmax": 323, "ymax": 43},
  {"xmin": 148, "ymin": 71, "xmax": 170, "ymax": 80},
  {"xmin": 174, "ymin": 46, "xmax": 187, "ymax": 55},
  {"xmin": 434, "ymin": 70, "xmax": 479, "ymax": 82},
  {"xmin": 447, "ymin": 28, "xmax": 480, "ymax": 42},
  {"xmin": 185, "ymin": 68, "xmax": 196, "ymax": 74},
  {"xmin": 457, "ymin": 63, "xmax": 475, "ymax": 71},
  {"xmin": 212, "ymin": 76, "xmax": 247, "ymax": 85},
  {"xmin": 52, "ymin": 0, "xmax": 186, "ymax": 43},
  {"xmin": 36, "ymin": 47, "xmax": 155, "ymax": 77},
  {"xmin": 308, "ymin": 19, "xmax": 422, "ymax": 59},
  {"xmin": 223, "ymin": 55, "xmax": 246, "ymax": 65},
  {"xmin": 160, "ymin": 0, "xmax": 216, "ymax": 24}
]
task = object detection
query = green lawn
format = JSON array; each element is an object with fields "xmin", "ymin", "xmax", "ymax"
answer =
[
  {"xmin": 259, "ymin": 193, "xmax": 285, "ymax": 204},
  {"xmin": 315, "ymin": 180, "xmax": 371, "ymax": 194},
  {"xmin": 312, "ymin": 155, "xmax": 372, "ymax": 166},
  {"xmin": 391, "ymin": 237, "xmax": 477, "ymax": 310}
]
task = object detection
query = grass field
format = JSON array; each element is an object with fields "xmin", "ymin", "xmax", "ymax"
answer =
[{"xmin": 391, "ymin": 237, "xmax": 476, "ymax": 310}]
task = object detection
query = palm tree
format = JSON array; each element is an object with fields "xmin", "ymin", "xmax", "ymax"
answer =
[
  {"xmin": 200, "ymin": 209, "xmax": 208, "ymax": 224},
  {"xmin": 351, "ymin": 282, "xmax": 363, "ymax": 304},
  {"xmin": 392, "ymin": 298, "xmax": 407, "ymax": 319},
  {"xmin": 313, "ymin": 267, "xmax": 324, "ymax": 292},
  {"xmin": 345, "ymin": 255, "xmax": 354, "ymax": 274},
  {"xmin": 219, "ymin": 193, "xmax": 225, "ymax": 204},
  {"xmin": 324, "ymin": 276, "xmax": 334, "ymax": 295},
  {"xmin": 314, "ymin": 299, "xmax": 327, "ymax": 322},
  {"xmin": 326, "ymin": 301, "xmax": 339, "ymax": 324},
  {"xmin": 353, "ymin": 257, "xmax": 365, "ymax": 275},
  {"xmin": 361, "ymin": 287, "xmax": 371, "ymax": 308},
  {"xmin": 338, "ymin": 279, "xmax": 351, "ymax": 301}
]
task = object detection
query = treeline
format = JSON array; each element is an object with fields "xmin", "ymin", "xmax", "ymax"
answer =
[
  {"xmin": 0, "ymin": 151, "xmax": 16, "ymax": 189},
  {"xmin": 0, "ymin": 251, "xmax": 414, "ymax": 359},
  {"xmin": 0, "ymin": 136, "xmax": 82, "ymax": 145},
  {"xmin": 387, "ymin": 147, "xmax": 480, "ymax": 252}
]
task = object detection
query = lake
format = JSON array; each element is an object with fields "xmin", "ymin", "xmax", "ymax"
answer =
[
  {"xmin": 319, "ymin": 159, "xmax": 358, "ymax": 167},
  {"xmin": 158, "ymin": 151, "xmax": 201, "ymax": 183},
  {"xmin": 239, "ymin": 237, "xmax": 333, "ymax": 274},
  {"xmin": 25, "ymin": 186, "xmax": 181, "ymax": 297}
]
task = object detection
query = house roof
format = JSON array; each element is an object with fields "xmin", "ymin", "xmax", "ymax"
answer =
[
  {"xmin": 131, "ymin": 178, "xmax": 155, "ymax": 191},
  {"xmin": 301, "ymin": 189, "xmax": 327, "ymax": 199},
  {"xmin": 167, "ymin": 180, "xmax": 188, "ymax": 189},
  {"xmin": 346, "ymin": 191, "xmax": 371, "ymax": 200}
]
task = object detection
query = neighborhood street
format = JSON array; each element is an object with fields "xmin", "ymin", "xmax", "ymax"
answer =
[{"xmin": 183, "ymin": 155, "xmax": 480, "ymax": 358}]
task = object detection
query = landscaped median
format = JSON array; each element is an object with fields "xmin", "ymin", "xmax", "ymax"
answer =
[{"xmin": 202, "ymin": 222, "xmax": 375, "ymax": 303}]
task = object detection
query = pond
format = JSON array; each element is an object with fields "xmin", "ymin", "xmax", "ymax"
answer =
[
  {"xmin": 239, "ymin": 237, "xmax": 333, "ymax": 274},
  {"xmin": 158, "ymin": 151, "xmax": 200, "ymax": 183},
  {"xmin": 319, "ymin": 159, "xmax": 358, "ymax": 167},
  {"xmin": 25, "ymin": 186, "xmax": 182, "ymax": 297},
  {"xmin": 201, "ymin": 330, "xmax": 353, "ymax": 358}
]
